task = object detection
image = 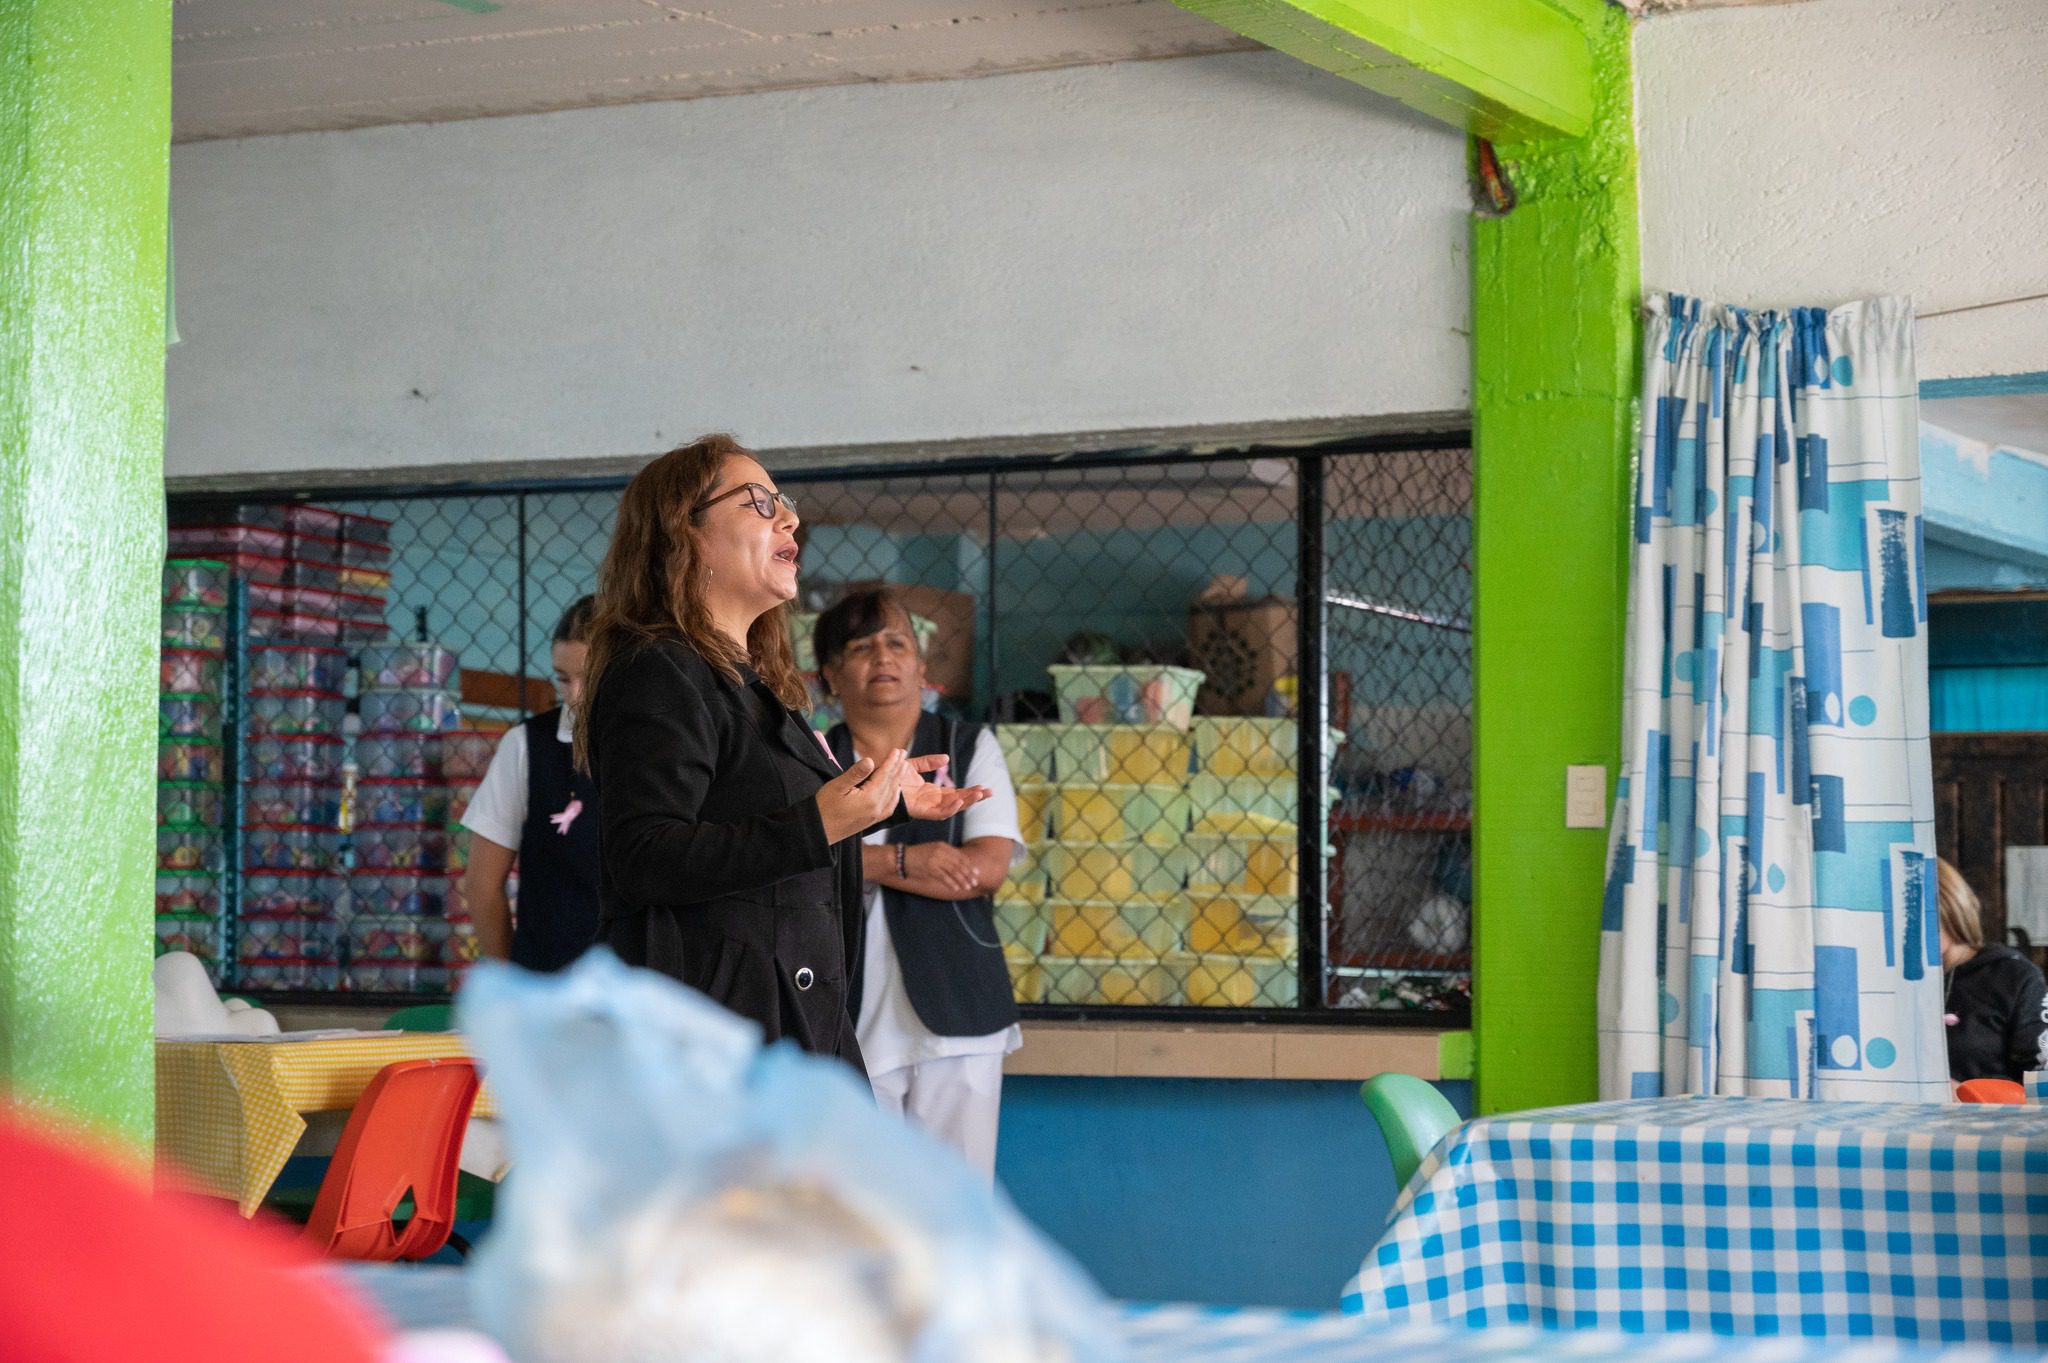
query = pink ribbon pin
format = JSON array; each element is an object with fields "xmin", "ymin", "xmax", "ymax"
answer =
[{"xmin": 550, "ymin": 797, "xmax": 584, "ymax": 835}]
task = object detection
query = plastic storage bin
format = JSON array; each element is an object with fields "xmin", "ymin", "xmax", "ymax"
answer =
[
  {"xmin": 235, "ymin": 959, "xmax": 340, "ymax": 991},
  {"xmin": 157, "ymin": 827, "xmax": 223, "ymax": 872},
  {"xmin": 161, "ymin": 648, "xmax": 222, "ymax": 694},
  {"xmin": 249, "ymin": 608, "xmax": 343, "ymax": 644},
  {"xmin": 282, "ymin": 504, "xmax": 344, "ymax": 537},
  {"xmin": 162, "ymin": 558, "xmax": 230, "ymax": 608},
  {"xmin": 159, "ymin": 741, "xmax": 224, "ymax": 784},
  {"xmin": 1049, "ymin": 665, "xmax": 1203, "ymax": 729},
  {"xmin": 340, "ymin": 617, "xmax": 390, "ymax": 646},
  {"xmin": 1054, "ymin": 783, "xmax": 1190, "ymax": 844},
  {"xmin": 167, "ymin": 524, "xmax": 288, "ymax": 559},
  {"xmin": 243, "ymin": 870, "xmax": 344, "ymax": 917},
  {"xmin": 244, "ymin": 826, "xmax": 342, "ymax": 871},
  {"xmin": 1006, "ymin": 948, "xmax": 1047, "ymax": 1005},
  {"xmin": 1014, "ymin": 784, "xmax": 1055, "ymax": 841},
  {"xmin": 359, "ymin": 688, "xmax": 460, "ymax": 734},
  {"xmin": 443, "ymin": 871, "xmax": 473, "ymax": 923},
  {"xmin": 445, "ymin": 779, "xmax": 482, "ymax": 827},
  {"xmin": 246, "ymin": 691, "xmax": 345, "ymax": 738},
  {"xmin": 349, "ymin": 870, "xmax": 447, "ymax": 917},
  {"xmin": 245, "ymin": 735, "xmax": 345, "ymax": 782},
  {"xmin": 162, "ymin": 603, "xmax": 227, "ymax": 652},
  {"xmin": 1186, "ymin": 893, "xmax": 1299, "ymax": 956},
  {"xmin": 996, "ymin": 841, "xmax": 1049, "ymax": 905},
  {"xmin": 359, "ymin": 642, "xmax": 459, "ymax": 690},
  {"xmin": 355, "ymin": 779, "xmax": 449, "ymax": 828},
  {"xmin": 1033, "ymin": 725, "xmax": 1192, "ymax": 785},
  {"xmin": 169, "ymin": 503, "xmax": 287, "ymax": 530},
  {"xmin": 237, "ymin": 913, "xmax": 341, "ymax": 963},
  {"xmin": 444, "ymin": 922, "xmax": 481, "ymax": 966},
  {"xmin": 1185, "ymin": 833, "xmax": 1299, "ymax": 896},
  {"xmin": 248, "ymin": 645, "xmax": 346, "ymax": 695},
  {"xmin": 155, "ymin": 872, "xmax": 221, "ymax": 916},
  {"xmin": 345, "ymin": 962, "xmax": 445, "ymax": 993},
  {"xmin": 347, "ymin": 915, "xmax": 447, "ymax": 963},
  {"xmin": 993, "ymin": 726, "xmax": 1059, "ymax": 784},
  {"xmin": 343, "ymin": 512, "xmax": 393, "ymax": 547},
  {"xmin": 352, "ymin": 826, "xmax": 449, "ymax": 871},
  {"xmin": 1045, "ymin": 897, "xmax": 1190, "ymax": 959},
  {"xmin": 993, "ymin": 898, "xmax": 1051, "ymax": 956},
  {"xmin": 354, "ymin": 733, "xmax": 442, "ymax": 780},
  {"xmin": 159, "ymin": 694, "xmax": 222, "ymax": 741},
  {"xmin": 156, "ymin": 914, "xmax": 219, "ymax": 958},
  {"xmin": 440, "ymin": 731, "xmax": 500, "ymax": 781},
  {"xmin": 338, "ymin": 565, "xmax": 392, "ymax": 592},
  {"xmin": 243, "ymin": 782, "xmax": 342, "ymax": 828},
  {"xmin": 286, "ymin": 532, "xmax": 346, "ymax": 566},
  {"xmin": 157, "ymin": 782, "xmax": 223, "ymax": 828},
  {"xmin": 1186, "ymin": 775, "xmax": 1301, "ymax": 830},
  {"xmin": 1179, "ymin": 952, "xmax": 1299, "ymax": 1008},
  {"xmin": 1047, "ymin": 840, "xmax": 1189, "ymax": 903},
  {"xmin": 1039, "ymin": 955, "xmax": 1183, "ymax": 1006},
  {"xmin": 337, "ymin": 538, "xmax": 393, "ymax": 568}
]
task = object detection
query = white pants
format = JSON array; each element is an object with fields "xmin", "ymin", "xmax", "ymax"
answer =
[{"xmin": 868, "ymin": 1051, "xmax": 1005, "ymax": 1179}]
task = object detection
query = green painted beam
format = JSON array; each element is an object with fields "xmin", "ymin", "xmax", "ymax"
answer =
[
  {"xmin": 0, "ymin": 0, "xmax": 171, "ymax": 1147},
  {"xmin": 1172, "ymin": 0, "xmax": 1594, "ymax": 141},
  {"xmin": 1469, "ymin": 7, "xmax": 1638, "ymax": 1114}
]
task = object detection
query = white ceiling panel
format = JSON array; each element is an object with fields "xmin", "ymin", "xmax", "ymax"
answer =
[{"xmin": 173, "ymin": 0, "xmax": 1256, "ymax": 141}]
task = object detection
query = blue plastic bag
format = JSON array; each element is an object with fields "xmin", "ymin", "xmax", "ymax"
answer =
[{"xmin": 459, "ymin": 949, "xmax": 1123, "ymax": 1363}]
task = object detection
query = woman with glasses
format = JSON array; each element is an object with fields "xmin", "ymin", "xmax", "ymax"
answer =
[{"xmin": 576, "ymin": 434, "xmax": 990, "ymax": 1069}]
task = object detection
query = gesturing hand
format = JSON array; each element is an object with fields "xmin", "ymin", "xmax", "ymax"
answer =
[
  {"xmin": 896, "ymin": 754, "xmax": 992, "ymax": 824},
  {"xmin": 816, "ymin": 749, "xmax": 911, "ymax": 845}
]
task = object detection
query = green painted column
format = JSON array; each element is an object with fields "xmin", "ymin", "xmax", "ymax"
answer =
[
  {"xmin": 0, "ymin": 0, "xmax": 171, "ymax": 1146},
  {"xmin": 1468, "ymin": 4, "xmax": 1638, "ymax": 1113}
]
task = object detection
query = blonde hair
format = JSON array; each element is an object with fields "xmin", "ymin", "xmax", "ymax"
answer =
[
  {"xmin": 573, "ymin": 434, "xmax": 806, "ymax": 772},
  {"xmin": 1936, "ymin": 858, "xmax": 1984, "ymax": 951}
]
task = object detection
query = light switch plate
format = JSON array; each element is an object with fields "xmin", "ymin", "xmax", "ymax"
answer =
[{"xmin": 1565, "ymin": 765, "xmax": 1607, "ymax": 829}]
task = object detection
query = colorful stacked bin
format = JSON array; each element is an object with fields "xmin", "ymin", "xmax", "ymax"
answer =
[
  {"xmin": 348, "ymin": 641, "xmax": 461, "ymax": 993},
  {"xmin": 440, "ymin": 730, "xmax": 500, "ymax": 983},
  {"xmin": 169, "ymin": 503, "xmax": 391, "ymax": 649},
  {"xmin": 239, "ymin": 642, "xmax": 347, "ymax": 992},
  {"xmin": 158, "ymin": 558, "xmax": 231, "ymax": 983}
]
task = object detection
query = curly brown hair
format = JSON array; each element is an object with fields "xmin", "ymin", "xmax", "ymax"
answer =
[{"xmin": 573, "ymin": 434, "xmax": 807, "ymax": 770}]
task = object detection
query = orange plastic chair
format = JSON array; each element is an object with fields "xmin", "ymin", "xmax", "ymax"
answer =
[
  {"xmin": 1956, "ymin": 1077, "xmax": 2027, "ymax": 1105},
  {"xmin": 297, "ymin": 1057, "xmax": 481, "ymax": 1262}
]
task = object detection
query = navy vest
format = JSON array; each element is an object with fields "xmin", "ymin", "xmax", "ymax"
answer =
[
  {"xmin": 830, "ymin": 712, "xmax": 1019, "ymax": 1037},
  {"xmin": 514, "ymin": 708, "xmax": 602, "ymax": 972}
]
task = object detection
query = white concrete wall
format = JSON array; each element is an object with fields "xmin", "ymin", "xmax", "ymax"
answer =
[
  {"xmin": 166, "ymin": 52, "xmax": 1469, "ymax": 482},
  {"xmin": 1635, "ymin": 0, "xmax": 2048, "ymax": 382}
]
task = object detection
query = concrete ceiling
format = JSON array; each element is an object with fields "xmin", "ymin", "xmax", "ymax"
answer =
[{"xmin": 172, "ymin": 0, "xmax": 1257, "ymax": 142}]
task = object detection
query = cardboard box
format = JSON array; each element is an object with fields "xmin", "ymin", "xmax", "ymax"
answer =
[
  {"xmin": 838, "ymin": 580, "xmax": 977, "ymax": 702},
  {"xmin": 1187, "ymin": 598, "xmax": 1294, "ymax": 715}
]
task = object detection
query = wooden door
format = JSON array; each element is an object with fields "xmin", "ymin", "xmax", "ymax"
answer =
[{"xmin": 1932, "ymin": 732, "xmax": 2048, "ymax": 946}]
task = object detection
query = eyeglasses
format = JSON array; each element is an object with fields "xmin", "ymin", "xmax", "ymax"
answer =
[{"xmin": 693, "ymin": 481, "xmax": 799, "ymax": 522}]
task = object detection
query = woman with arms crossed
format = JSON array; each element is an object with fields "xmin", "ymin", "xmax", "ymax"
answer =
[
  {"xmin": 817, "ymin": 590, "xmax": 1024, "ymax": 1176},
  {"xmin": 576, "ymin": 435, "xmax": 988, "ymax": 1067}
]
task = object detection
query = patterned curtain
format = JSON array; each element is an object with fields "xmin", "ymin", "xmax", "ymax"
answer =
[{"xmin": 1598, "ymin": 294, "xmax": 1947, "ymax": 1101}]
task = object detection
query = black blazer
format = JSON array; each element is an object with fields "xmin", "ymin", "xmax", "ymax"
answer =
[{"xmin": 585, "ymin": 635, "xmax": 878, "ymax": 1070}]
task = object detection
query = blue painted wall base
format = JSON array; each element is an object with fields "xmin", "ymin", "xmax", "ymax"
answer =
[{"xmin": 994, "ymin": 1075, "xmax": 1473, "ymax": 1310}]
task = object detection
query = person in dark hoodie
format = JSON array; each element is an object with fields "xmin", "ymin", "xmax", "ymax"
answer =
[{"xmin": 1940, "ymin": 857, "xmax": 2048, "ymax": 1084}]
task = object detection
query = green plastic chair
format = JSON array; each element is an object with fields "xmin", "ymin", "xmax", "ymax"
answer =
[
  {"xmin": 384, "ymin": 1003, "xmax": 454, "ymax": 1032},
  {"xmin": 1360, "ymin": 1072, "xmax": 1462, "ymax": 1188}
]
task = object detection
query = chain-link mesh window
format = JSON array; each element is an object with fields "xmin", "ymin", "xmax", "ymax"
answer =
[{"xmin": 163, "ymin": 441, "xmax": 1471, "ymax": 1018}]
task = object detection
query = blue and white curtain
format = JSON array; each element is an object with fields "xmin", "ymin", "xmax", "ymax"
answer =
[{"xmin": 1597, "ymin": 294, "xmax": 1947, "ymax": 1101}]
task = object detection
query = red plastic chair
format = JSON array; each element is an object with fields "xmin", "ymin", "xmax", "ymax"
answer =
[
  {"xmin": 297, "ymin": 1057, "xmax": 481, "ymax": 1261},
  {"xmin": 1956, "ymin": 1077, "xmax": 2027, "ymax": 1105}
]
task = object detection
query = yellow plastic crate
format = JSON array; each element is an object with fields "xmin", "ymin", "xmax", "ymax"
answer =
[
  {"xmin": 1190, "ymin": 718, "xmax": 1348, "ymax": 778},
  {"xmin": 1040, "ymin": 955, "xmax": 1185, "ymax": 1006},
  {"xmin": 1006, "ymin": 949, "xmax": 1048, "ymax": 1004},
  {"xmin": 1047, "ymin": 839, "xmax": 1189, "ymax": 902},
  {"xmin": 1178, "ymin": 952, "xmax": 1300, "ymax": 1007},
  {"xmin": 1046, "ymin": 897, "xmax": 1191, "ymax": 959},
  {"xmin": 1186, "ymin": 773, "xmax": 1299, "ymax": 828},
  {"xmin": 993, "ymin": 725, "xmax": 1060, "ymax": 784},
  {"xmin": 1187, "ymin": 893, "xmax": 1299, "ymax": 956},
  {"xmin": 1056, "ymin": 782, "xmax": 1190, "ymax": 844},
  {"xmin": 1016, "ymin": 783, "xmax": 1055, "ymax": 840},
  {"xmin": 1185, "ymin": 833, "xmax": 1298, "ymax": 896},
  {"xmin": 1106, "ymin": 727, "xmax": 1192, "ymax": 784}
]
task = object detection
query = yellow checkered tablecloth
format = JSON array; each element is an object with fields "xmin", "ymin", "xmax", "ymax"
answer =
[{"xmin": 155, "ymin": 1033, "xmax": 497, "ymax": 1217}]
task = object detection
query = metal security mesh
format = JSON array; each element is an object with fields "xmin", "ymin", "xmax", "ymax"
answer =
[{"xmin": 165, "ymin": 440, "xmax": 1471, "ymax": 1017}]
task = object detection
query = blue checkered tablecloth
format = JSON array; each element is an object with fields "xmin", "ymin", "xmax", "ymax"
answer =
[
  {"xmin": 341, "ymin": 1266, "xmax": 2031, "ymax": 1362},
  {"xmin": 1341, "ymin": 1096, "xmax": 2048, "ymax": 1345}
]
